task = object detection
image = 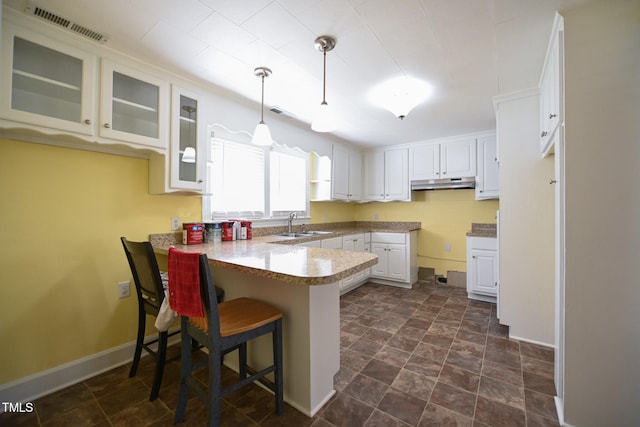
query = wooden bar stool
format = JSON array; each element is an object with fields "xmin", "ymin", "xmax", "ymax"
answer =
[{"xmin": 169, "ymin": 248, "xmax": 284, "ymax": 427}]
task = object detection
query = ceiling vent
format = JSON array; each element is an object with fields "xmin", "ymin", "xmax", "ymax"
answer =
[
  {"xmin": 27, "ymin": 5, "xmax": 108, "ymax": 43},
  {"xmin": 269, "ymin": 106, "xmax": 296, "ymax": 118}
]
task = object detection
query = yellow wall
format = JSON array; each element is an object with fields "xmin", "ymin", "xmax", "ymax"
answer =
[
  {"xmin": 0, "ymin": 138, "xmax": 201, "ymax": 383},
  {"xmin": 312, "ymin": 191, "xmax": 499, "ymax": 275}
]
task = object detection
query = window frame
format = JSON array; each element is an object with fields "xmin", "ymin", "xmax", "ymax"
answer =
[{"xmin": 202, "ymin": 136, "xmax": 310, "ymax": 223}]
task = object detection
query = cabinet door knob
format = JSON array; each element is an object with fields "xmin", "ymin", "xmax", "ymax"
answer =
[
  {"xmin": 104, "ymin": 123, "xmax": 111, "ymax": 129},
  {"xmin": 84, "ymin": 119, "xmax": 92, "ymax": 125},
  {"xmin": 540, "ymin": 131, "xmax": 548, "ymax": 138},
  {"xmin": 549, "ymin": 113, "xmax": 557, "ymax": 119},
  {"xmin": 442, "ymin": 171, "xmax": 447, "ymax": 175},
  {"xmin": 472, "ymin": 255, "xmax": 476, "ymax": 258},
  {"xmin": 549, "ymin": 179, "xmax": 557, "ymax": 184}
]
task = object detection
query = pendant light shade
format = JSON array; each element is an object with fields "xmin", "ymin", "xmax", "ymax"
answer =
[
  {"xmin": 311, "ymin": 35, "xmax": 336, "ymax": 133},
  {"xmin": 251, "ymin": 67, "xmax": 273, "ymax": 146}
]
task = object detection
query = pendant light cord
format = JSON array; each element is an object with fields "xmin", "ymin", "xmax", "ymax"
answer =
[
  {"xmin": 260, "ymin": 74, "xmax": 266, "ymax": 124},
  {"xmin": 322, "ymin": 47, "xmax": 327, "ymax": 104}
]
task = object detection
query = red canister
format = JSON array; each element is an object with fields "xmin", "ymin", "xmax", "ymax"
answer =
[
  {"xmin": 182, "ymin": 222, "xmax": 204, "ymax": 245},
  {"xmin": 221, "ymin": 221, "xmax": 235, "ymax": 241}
]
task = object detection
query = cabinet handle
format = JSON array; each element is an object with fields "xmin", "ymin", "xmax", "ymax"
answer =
[
  {"xmin": 84, "ymin": 119, "xmax": 92, "ymax": 125},
  {"xmin": 540, "ymin": 131, "xmax": 548, "ymax": 138},
  {"xmin": 197, "ymin": 179, "xmax": 203, "ymax": 184},
  {"xmin": 442, "ymin": 171, "xmax": 447, "ymax": 175},
  {"xmin": 472, "ymin": 255, "xmax": 476, "ymax": 258},
  {"xmin": 549, "ymin": 179, "xmax": 557, "ymax": 184},
  {"xmin": 549, "ymin": 113, "xmax": 557, "ymax": 119},
  {"xmin": 104, "ymin": 123, "xmax": 111, "ymax": 129}
]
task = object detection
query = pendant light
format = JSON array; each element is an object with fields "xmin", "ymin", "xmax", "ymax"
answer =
[
  {"xmin": 181, "ymin": 105, "xmax": 196, "ymax": 163},
  {"xmin": 311, "ymin": 35, "xmax": 337, "ymax": 133},
  {"xmin": 251, "ymin": 66, "xmax": 273, "ymax": 146}
]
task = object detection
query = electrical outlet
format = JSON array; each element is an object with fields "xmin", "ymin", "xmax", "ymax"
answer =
[
  {"xmin": 171, "ymin": 216, "xmax": 181, "ymax": 231},
  {"xmin": 374, "ymin": 213, "xmax": 379, "ymax": 220},
  {"xmin": 444, "ymin": 243, "xmax": 451, "ymax": 252},
  {"xmin": 118, "ymin": 281, "xmax": 131, "ymax": 299}
]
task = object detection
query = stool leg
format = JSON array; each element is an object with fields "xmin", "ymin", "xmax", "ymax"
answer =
[
  {"xmin": 150, "ymin": 331, "xmax": 167, "ymax": 401},
  {"xmin": 129, "ymin": 309, "xmax": 146, "ymax": 377},
  {"xmin": 175, "ymin": 320, "xmax": 191, "ymax": 424},
  {"xmin": 239, "ymin": 343, "xmax": 247, "ymax": 379},
  {"xmin": 209, "ymin": 346, "xmax": 222, "ymax": 427},
  {"xmin": 273, "ymin": 319, "xmax": 284, "ymax": 415}
]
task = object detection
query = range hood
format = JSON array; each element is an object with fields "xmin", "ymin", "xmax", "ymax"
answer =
[{"xmin": 411, "ymin": 177, "xmax": 476, "ymax": 190}]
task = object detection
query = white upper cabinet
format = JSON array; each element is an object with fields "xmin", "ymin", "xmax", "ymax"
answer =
[
  {"xmin": 100, "ymin": 60, "xmax": 169, "ymax": 150},
  {"xmin": 410, "ymin": 137, "xmax": 476, "ymax": 180},
  {"xmin": 539, "ymin": 13, "xmax": 564, "ymax": 157},
  {"xmin": 331, "ymin": 144, "xmax": 361, "ymax": 201},
  {"xmin": 364, "ymin": 148, "xmax": 409, "ymax": 201},
  {"xmin": 0, "ymin": 22, "xmax": 96, "ymax": 135},
  {"xmin": 476, "ymin": 134, "xmax": 499, "ymax": 200},
  {"xmin": 149, "ymin": 85, "xmax": 204, "ymax": 194},
  {"xmin": 441, "ymin": 138, "xmax": 477, "ymax": 178},
  {"xmin": 0, "ymin": 12, "xmax": 170, "ymax": 154}
]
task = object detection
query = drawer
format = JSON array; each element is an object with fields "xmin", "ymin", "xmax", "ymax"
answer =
[
  {"xmin": 370, "ymin": 232, "xmax": 406, "ymax": 245},
  {"xmin": 467, "ymin": 236, "xmax": 497, "ymax": 251}
]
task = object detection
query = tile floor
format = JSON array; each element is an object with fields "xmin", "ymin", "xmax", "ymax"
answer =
[{"xmin": 0, "ymin": 281, "xmax": 559, "ymax": 426}]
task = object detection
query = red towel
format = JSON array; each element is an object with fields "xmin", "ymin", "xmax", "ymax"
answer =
[{"xmin": 168, "ymin": 247, "xmax": 203, "ymax": 317}]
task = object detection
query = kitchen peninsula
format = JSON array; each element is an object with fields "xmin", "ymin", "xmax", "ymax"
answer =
[{"xmin": 151, "ymin": 231, "xmax": 379, "ymax": 416}]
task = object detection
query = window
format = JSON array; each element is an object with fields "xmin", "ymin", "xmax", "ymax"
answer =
[{"xmin": 203, "ymin": 137, "xmax": 309, "ymax": 221}]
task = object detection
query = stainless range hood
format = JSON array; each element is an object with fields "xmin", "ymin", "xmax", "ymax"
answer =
[{"xmin": 411, "ymin": 177, "xmax": 476, "ymax": 190}]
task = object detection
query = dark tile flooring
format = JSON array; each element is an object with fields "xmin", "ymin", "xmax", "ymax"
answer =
[{"xmin": 0, "ymin": 281, "xmax": 559, "ymax": 427}]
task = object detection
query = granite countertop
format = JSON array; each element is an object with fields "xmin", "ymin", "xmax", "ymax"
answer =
[
  {"xmin": 152, "ymin": 236, "xmax": 378, "ymax": 286},
  {"xmin": 466, "ymin": 223, "xmax": 497, "ymax": 238},
  {"xmin": 150, "ymin": 221, "xmax": 419, "ymax": 286}
]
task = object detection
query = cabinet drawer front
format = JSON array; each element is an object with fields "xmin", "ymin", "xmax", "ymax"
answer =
[
  {"xmin": 371, "ymin": 232, "xmax": 406, "ymax": 244},
  {"xmin": 467, "ymin": 236, "xmax": 496, "ymax": 251}
]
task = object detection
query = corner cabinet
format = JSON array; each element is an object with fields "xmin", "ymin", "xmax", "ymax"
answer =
[
  {"xmin": 369, "ymin": 231, "xmax": 418, "ymax": 288},
  {"xmin": 149, "ymin": 86, "xmax": 205, "ymax": 194},
  {"xmin": 363, "ymin": 148, "xmax": 409, "ymax": 201},
  {"xmin": 100, "ymin": 60, "xmax": 169, "ymax": 150},
  {"xmin": 475, "ymin": 134, "xmax": 499, "ymax": 200},
  {"xmin": 331, "ymin": 144, "xmax": 361, "ymax": 201},
  {"xmin": 0, "ymin": 22, "xmax": 96, "ymax": 135},
  {"xmin": 466, "ymin": 236, "xmax": 498, "ymax": 302}
]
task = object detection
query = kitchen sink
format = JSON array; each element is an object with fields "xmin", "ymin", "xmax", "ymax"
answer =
[
  {"xmin": 304, "ymin": 231, "xmax": 333, "ymax": 235},
  {"xmin": 274, "ymin": 232, "xmax": 314, "ymax": 238}
]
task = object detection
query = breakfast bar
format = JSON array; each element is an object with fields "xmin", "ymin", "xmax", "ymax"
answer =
[{"xmin": 151, "ymin": 234, "xmax": 378, "ymax": 416}]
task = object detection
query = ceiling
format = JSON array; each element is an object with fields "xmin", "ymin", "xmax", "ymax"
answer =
[{"xmin": 5, "ymin": 0, "xmax": 589, "ymax": 148}]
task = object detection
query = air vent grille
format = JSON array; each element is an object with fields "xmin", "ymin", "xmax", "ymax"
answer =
[{"xmin": 29, "ymin": 6, "xmax": 108, "ymax": 43}]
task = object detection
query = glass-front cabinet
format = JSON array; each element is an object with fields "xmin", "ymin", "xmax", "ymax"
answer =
[
  {"xmin": 171, "ymin": 87, "xmax": 204, "ymax": 190},
  {"xmin": 148, "ymin": 86, "xmax": 204, "ymax": 194},
  {"xmin": 100, "ymin": 60, "xmax": 168, "ymax": 149},
  {"xmin": 0, "ymin": 23, "xmax": 96, "ymax": 135}
]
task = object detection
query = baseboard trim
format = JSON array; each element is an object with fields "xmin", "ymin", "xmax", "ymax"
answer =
[{"xmin": 0, "ymin": 328, "xmax": 181, "ymax": 411}]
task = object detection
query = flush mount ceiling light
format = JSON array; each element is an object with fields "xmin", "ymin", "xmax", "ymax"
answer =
[
  {"xmin": 369, "ymin": 76, "xmax": 434, "ymax": 120},
  {"xmin": 181, "ymin": 105, "xmax": 196, "ymax": 163},
  {"xmin": 251, "ymin": 66, "xmax": 273, "ymax": 146},
  {"xmin": 311, "ymin": 35, "xmax": 337, "ymax": 133}
]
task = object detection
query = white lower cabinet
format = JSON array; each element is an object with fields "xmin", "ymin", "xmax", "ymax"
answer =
[
  {"xmin": 339, "ymin": 234, "xmax": 368, "ymax": 294},
  {"xmin": 369, "ymin": 231, "xmax": 418, "ymax": 288},
  {"xmin": 321, "ymin": 236, "xmax": 343, "ymax": 249},
  {"xmin": 466, "ymin": 236, "xmax": 498, "ymax": 302}
]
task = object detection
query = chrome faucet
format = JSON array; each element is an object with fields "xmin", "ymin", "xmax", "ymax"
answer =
[{"xmin": 288, "ymin": 212, "xmax": 296, "ymax": 234}]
